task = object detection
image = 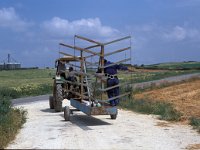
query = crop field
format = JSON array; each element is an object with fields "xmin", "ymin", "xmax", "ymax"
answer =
[
  {"xmin": 0, "ymin": 69, "xmax": 54, "ymax": 88},
  {"xmin": 0, "ymin": 69, "xmax": 55, "ymax": 98},
  {"xmin": 118, "ymin": 69, "xmax": 200, "ymax": 83},
  {"xmin": 141, "ymin": 61, "xmax": 200, "ymax": 70},
  {"xmin": 0, "ymin": 68, "xmax": 199, "ymax": 99}
]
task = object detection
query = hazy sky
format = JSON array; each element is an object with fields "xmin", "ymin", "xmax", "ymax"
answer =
[{"xmin": 0, "ymin": 0, "xmax": 200, "ymax": 67}]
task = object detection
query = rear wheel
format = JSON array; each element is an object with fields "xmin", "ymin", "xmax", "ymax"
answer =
[
  {"xmin": 110, "ymin": 114, "xmax": 117, "ymax": 119},
  {"xmin": 110, "ymin": 109, "xmax": 118, "ymax": 119},
  {"xmin": 55, "ymin": 84, "xmax": 63, "ymax": 112},
  {"xmin": 49, "ymin": 96, "xmax": 55, "ymax": 109},
  {"xmin": 64, "ymin": 106, "xmax": 70, "ymax": 121}
]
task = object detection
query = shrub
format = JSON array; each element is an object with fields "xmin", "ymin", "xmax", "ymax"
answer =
[
  {"xmin": 119, "ymin": 98, "xmax": 182, "ymax": 121},
  {"xmin": 0, "ymin": 87, "xmax": 20, "ymax": 99},
  {"xmin": 0, "ymin": 97, "xmax": 27, "ymax": 149},
  {"xmin": 0, "ymin": 96, "xmax": 11, "ymax": 115},
  {"xmin": 190, "ymin": 117, "xmax": 200, "ymax": 133}
]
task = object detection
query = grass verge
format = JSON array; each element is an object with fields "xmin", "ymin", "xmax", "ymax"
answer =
[
  {"xmin": 120, "ymin": 86, "xmax": 182, "ymax": 121},
  {"xmin": 0, "ymin": 97, "xmax": 27, "ymax": 149},
  {"xmin": 189, "ymin": 117, "xmax": 200, "ymax": 133},
  {"xmin": 119, "ymin": 98, "xmax": 182, "ymax": 121}
]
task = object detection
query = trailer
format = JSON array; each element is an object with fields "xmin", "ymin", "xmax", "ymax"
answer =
[{"xmin": 50, "ymin": 35, "xmax": 132, "ymax": 121}]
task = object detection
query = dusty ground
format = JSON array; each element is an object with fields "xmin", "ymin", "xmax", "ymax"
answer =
[
  {"xmin": 7, "ymin": 98, "xmax": 200, "ymax": 150},
  {"xmin": 135, "ymin": 78, "xmax": 200, "ymax": 119}
]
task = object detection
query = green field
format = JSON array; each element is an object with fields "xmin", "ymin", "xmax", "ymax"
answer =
[
  {"xmin": 141, "ymin": 61, "xmax": 200, "ymax": 70},
  {"xmin": 0, "ymin": 69, "xmax": 55, "ymax": 99},
  {"xmin": 0, "ymin": 69, "xmax": 55, "ymax": 88},
  {"xmin": 118, "ymin": 69, "xmax": 200, "ymax": 84},
  {"xmin": 0, "ymin": 68, "xmax": 199, "ymax": 99}
]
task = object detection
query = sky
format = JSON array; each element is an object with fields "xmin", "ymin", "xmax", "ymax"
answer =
[{"xmin": 0, "ymin": 0, "xmax": 200, "ymax": 67}]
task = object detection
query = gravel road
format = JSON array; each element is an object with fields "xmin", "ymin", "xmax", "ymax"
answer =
[
  {"xmin": 7, "ymin": 98, "xmax": 200, "ymax": 149},
  {"xmin": 7, "ymin": 73, "xmax": 200, "ymax": 149}
]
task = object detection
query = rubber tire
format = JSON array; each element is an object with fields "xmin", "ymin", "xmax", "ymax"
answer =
[
  {"xmin": 49, "ymin": 96, "xmax": 55, "ymax": 109},
  {"xmin": 110, "ymin": 114, "xmax": 117, "ymax": 119},
  {"xmin": 55, "ymin": 84, "xmax": 63, "ymax": 112},
  {"xmin": 110, "ymin": 109, "xmax": 118, "ymax": 119},
  {"xmin": 64, "ymin": 106, "xmax": 70, "ymax": 121}
]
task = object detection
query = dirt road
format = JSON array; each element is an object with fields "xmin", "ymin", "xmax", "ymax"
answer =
[{"xmin": 7, "ymin": 97, "xmax": 200, "ymax": 149}]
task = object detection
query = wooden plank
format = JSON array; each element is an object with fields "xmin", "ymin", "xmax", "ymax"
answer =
[
  {"xmin": 104, "ymin": 47, "xmax": 131, "ymax": 57},
  {"xmin": 85, "ymin": 44, "xmax": 101, "ymax": 49},
  {"xmin": 75, "ymin": 35, "xmax": 102, "ymax": 45},
  {"xmin": 75, "ymin": 71, "xmax": 105, "ymax": 82},
  {"xmin": 66, "ymin": 70, "xmax": 92, "ymax": 77},
  {"xmin": 85, "ymin": 53, "xmax": 101, "ymax": 59},
  {"xmin": 59, "ymin": 43, "xmax": 74, "ymax": 49},
  {"xmin": 65, "ymin": 89, "xmax": 89, "ymax": 99},
  {"xmin": 59, "ymin": 50, "xmax": 95, "ymax": 66},
  {"xmin": 106, "ymin": 92, "xmax": 130, "ymax": 101},
  {"xmin": 67, "ymin": 63, "xmax": 81, "ymax": 68},
  {"xmin": 64, "ymin": 71, "xmax": 107, "ymax": 83},
  {"xmin": 100, "ymin": 45, "xmax": 105, "ymax": 100},
  {"xmin": 97, "ymin": 92, "xmax": 130, "ymax": 102},
  {"xmin": 59, "ymin": 51, "xmax": 80, "ymax": 60},
  {"xmin": 98, "ymin": 82, "xmax": 130, "ymax": 92},
  {"xmin": 100, "ymin": 58, "xmax": 131, "ymax": 69},
  {"xmin": 103, "ymin": 36, "xmax": 131, "ymax": 46},
  {"xmin": 59, "ymin": 51, "xmax": 78, "ymax": 58},
  {"xmin": 64, "ymin": 80, "xmax": 88, "ymax": 87},
  {"xmin": 59, "ymin": 43, "xmax": 102, "ymax": 57},
  {"xmin": 80, "ymin": 50, "xmax": 84, "ymax": 101}
]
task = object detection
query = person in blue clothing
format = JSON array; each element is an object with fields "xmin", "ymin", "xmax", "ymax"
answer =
[{"xmin": 102, "ymin": 59, "xmax": 128, "ymax": 106}]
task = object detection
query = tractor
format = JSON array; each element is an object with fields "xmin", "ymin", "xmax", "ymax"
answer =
[
  {"xmin": 49, "ymin": 56, "xmax": 80, "ymax": 112},
  {"xmin": 49, "ymin": 35, "xmax": 132, "ymax": 120}
]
